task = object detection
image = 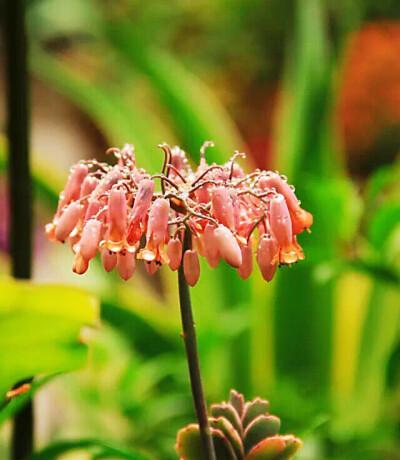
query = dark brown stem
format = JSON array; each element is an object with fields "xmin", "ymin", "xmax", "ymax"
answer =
[
  {"xmin": 178, "ymin": 231, "xmax": 216, "ymax": 460},
  {"xmin": 4, "ymin": 0, "xmax": 34, "ymax": 459}
]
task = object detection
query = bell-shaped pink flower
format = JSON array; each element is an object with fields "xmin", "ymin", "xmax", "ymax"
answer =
[
  {"xmin": 128, "ymin": 179, "xmax": 154, "ymax": 244},
  {"xmin": 141, "ymin": 198, "xmax": 170, "ymax": 262},
  {"xmin": 55, "ymin": 202, "xmax": 83, "ymax": 242},
  {"xmin": 214, "ymin": 225, "xmax": 242, "ymax": 268},
  {"xmin": 238, "ymin": 244, "xmax": 253, "ymax": 280},
  {"xmin": 107, "ymin": 188, "xmax": 127, "ymax": 244},
  {"xmin": 101, "ymin": 248, "xmax": 117, "ymax": 272},
  {"xmin": 183, "ymin": 249, "xmax": 200, "ymax": 286},
  {"xmin": 167, "ymin": 238, "xmax": 183, "ymax": 271},
  {"xmin": 79, "ymin": 219, "xmax": 102, "ymax": 261},
  {"xmin": 279, "ymin": 237, "xmax": 305, "ymax": 264},
  {"xmin": 256, "ymin": 234, "xmax": 279, "ymax": 282},
  {"xmin": 211, "ymin": 186, "xmax": 235, "ymax": 230},
  {"xmin": 269, "ymin": 194, "xmax": 292, "ymax": 247},
  {"xmin": 117, "ymin": 251, "xmax": 136, "ymax": 280},
  {"xmin": 202, "ymin": 224, "xmax": 221, "ymax": 268}
]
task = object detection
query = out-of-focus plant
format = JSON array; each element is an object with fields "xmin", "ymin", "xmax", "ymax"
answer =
[{"xmin": 0, "ymin": 278, "xmax": 98, "ymax": 421}]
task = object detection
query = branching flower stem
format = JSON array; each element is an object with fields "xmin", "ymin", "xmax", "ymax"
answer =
[{"xmin": 177, "ymin": 231, "xmax": 216, "ymax": 460}]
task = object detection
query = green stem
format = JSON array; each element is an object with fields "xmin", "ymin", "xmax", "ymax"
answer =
[
  {"xmin": 4, "ymin": 0, "xmax": 34, "ymax": 458},
  {"xmin": 178, "ymin": 231, "xmax": 216, "ymax": 460}
]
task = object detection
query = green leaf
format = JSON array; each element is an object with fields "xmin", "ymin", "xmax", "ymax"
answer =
[
  {"xmin": 209, "ymin": 417, "xmax": 244, "ymax": 460},
  {"xmin": 242, "ymin": 399, "xmax": 270, "ymax": 428},
  {"xmin": 176, "ymin": 424, "xmax": 237, "ymax": 460},
  {"xmin": 246, "ymin": 436, "xmax": 302, "ymax": 460},
  {"xmin": 276, "ymin": 0, "xmax": 340, "ymax": 181},
  {"xmin": 367, "ymin": 202, "xmax": 400, "ymax": 251},
  {"xmin": 0, "ymin": 277, "xmax": 98, "ymax": 402},
  {"xmin": 365, "ymin": 162, "xmax": 400, "ymax": 204},
  {"xmin": 0, "ymin": 375, "xmax": 54, "ymax": 426},
  {"xmin": 243, "ymin": 415, "xmax": 281, "ymax": 454},
  {"xmin": 210, "ymin": 403, "xmax": 242, "ymax": 436},
  {"xmin": 27, "ymin": 438, "xmax": 152, "ymax": 460}
]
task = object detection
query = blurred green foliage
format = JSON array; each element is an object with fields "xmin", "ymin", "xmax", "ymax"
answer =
[{"xmin": 0, "ymin": 0, "xmax": 399, "ymax": 459}]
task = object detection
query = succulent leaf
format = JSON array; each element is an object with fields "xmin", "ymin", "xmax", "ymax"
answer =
[
  {"xmin": 246, "ymin": 436, "xmax": 286, "ymax": 460},
  {"xmin": 211, "ymin": 403, "xmax": 243, "ymax": 436},
  {"xmin": 243, "ymin": 415, "xmax": 281, "ymax": 454},
  {"xmin": 176, "ymin": 424, "xmax": 206, "ymax": 460},
  {"xmin": 246, "ymin": 435, "xmax": 302, "ymax": 460},
  {"xmin": 176, "ymin": 424, "xmax": 239, "ymax": 460},
  {"xmin": 242, "ymin": 399, "xmax": 270, "ymax": 428},
  {"xmin": 277, "ymin": 435, "xmax": 303, "ymax": 459},
  {"xmin": 212, "ymin": 428, "xmax": 240, "ymax": 460},
  {"xmin": 209, "ymin": 417, "xmax": 244, "ymax": 460},
  {"xmin": 229, "ymin": 389, "xmax": 245, "ymax": 417}
]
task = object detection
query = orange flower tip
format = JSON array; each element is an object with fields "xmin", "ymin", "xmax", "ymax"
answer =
[
  {"xmin": 6, "ymin": 383, "xmax": 32, "ymax": 400},
  {"xmin": 72, "ymin": 254, "xmax": 89, "ymax": 275}
]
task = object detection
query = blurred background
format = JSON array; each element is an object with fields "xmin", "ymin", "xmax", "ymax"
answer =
[{"xmin": 1, "ymin": 0, "xmax": 400, "ymax": 459}]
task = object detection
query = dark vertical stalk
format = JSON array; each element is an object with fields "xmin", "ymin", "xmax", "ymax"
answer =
[
  {"xmin": 4, "ymin": 0, "xmax": 34, "ymax": 459},
  {"xmin": 178, "ymin": 231, "xmax": 216, "ymax": 460}
]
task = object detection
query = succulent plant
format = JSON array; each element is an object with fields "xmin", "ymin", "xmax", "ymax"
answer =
[{"xmin": 176, "ymin": 390, "xmax": 302, "ymax": 460}]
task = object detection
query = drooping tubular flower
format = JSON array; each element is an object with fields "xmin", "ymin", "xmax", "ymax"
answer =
[{"xmin": 46, "ymin": 142, "xmax": 312, "ymax": 286}]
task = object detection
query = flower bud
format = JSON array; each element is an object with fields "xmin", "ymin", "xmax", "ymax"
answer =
[
  {"xmin": 55, "ymin": 202, "xmax": 83, "ymax": 242},
  {"xmin": 214, "ymin": 225, "xmax": 242, "ymax": 268},
  {"xmin": 93, "ymin": 166, "xmax": 121, "ymax": 197},
  {"xmin": 258, "ymin": 173, "xmax": 299, "ymax": 211},
  {"xmin": 80, "ymin": 175, "xmax": 98, "ymax": 198},
  {"xmin": 63, "ymin": 164, "xmax": 88, "ymax": 204},
  {"xmin": 269, "ymin": 194, "xmax": 292, "ymax": 247},
  {"xmin": 108, "ymin": 188, "xmax": 127, "ymax": 242},
  {"xmin": 146, "ymin": 198, "xmax": 170, "ymax": 247},
  {"xmin": 132, "ymin": 179, "xmax": 154, "ymax": 222},
  {"xmin": 84, "ymin": 199, "xmax": 101, "ymax": 222},
  {"xmin": 238, "ymin": 244, "xmax": 253, "ymax": 280},
  {"xmin": 79, "ymin": 219, "xmax": 102, "ymax": 260},
  {"xmin": 167, "ymin": 238, "xmax": 183, "ymax": 271},
  {"xmin": 101, "ymin": 248, "xmax": 117, "ymax": 272},
  {"xmin": 256, "ymin": 234, "xmax": 278, "ymax": 282},
  {"xmin": 117, "ymin": 251, "xmax": 136, "ymax": 280},
  {"xmin": 202, "ymin": 224, "xmax": 221, "ymax": 268},
  {"xmin": 211, "ymin": 186, "xmax": 235, "ymax": 230},
  {"xmin": 183, "ymin": 250, "xmax": 200, "ymax": 286}
]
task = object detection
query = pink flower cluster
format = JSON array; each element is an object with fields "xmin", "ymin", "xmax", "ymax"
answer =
[{"xmin": 46, "ymin": 143, "xmax": 312, "ymax": 286}]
